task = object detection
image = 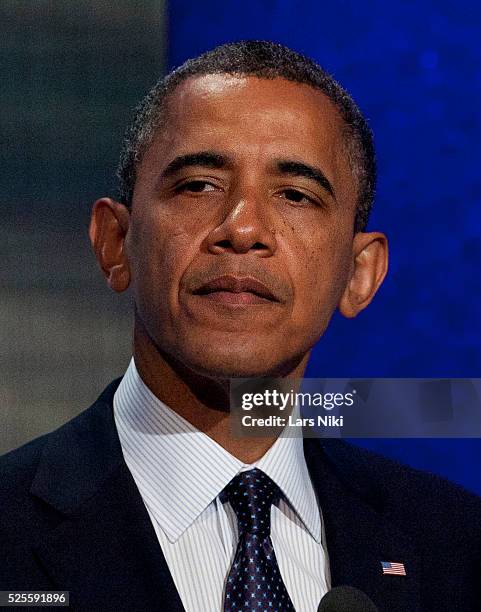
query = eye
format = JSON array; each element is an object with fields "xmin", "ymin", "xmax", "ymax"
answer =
[
  {"xmin": 175, "ymin": 180, "xmax": 218, "ymax": 194},
  {"xmin": 279, "ymin": 188, "xmax": 318, "ymax": 207}
]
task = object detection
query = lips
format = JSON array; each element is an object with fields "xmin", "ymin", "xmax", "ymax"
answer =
[{"xmin": 192, "ymin": 275, "xmax": 279, "ymax": 303}]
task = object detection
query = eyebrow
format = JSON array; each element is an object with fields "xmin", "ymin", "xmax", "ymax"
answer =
[
  {"xmin": 161, "ymin": 151, "xmax": 229, "ymax": 178},
  {"xmin": 159, "ymin": 150, "xmax": 335, "ymax": 199},
  {"xmin": 276, "ymin": 160, "xmax": 335, "ymax": 199}
]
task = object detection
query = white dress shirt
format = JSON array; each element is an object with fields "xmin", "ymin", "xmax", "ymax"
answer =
[{"xmin": 113, "ymin": 358, "xmax": 330, "ymax": 611}]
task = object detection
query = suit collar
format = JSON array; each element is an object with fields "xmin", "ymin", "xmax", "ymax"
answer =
[{"xmin": 30, "ymin": 378, "xmax": 125, "ymax": 514}]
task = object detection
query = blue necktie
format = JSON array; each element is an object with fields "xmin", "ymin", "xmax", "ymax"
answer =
[{"xmin": 222, "ymin": 468, "xmax": 295, "ymax": 611}]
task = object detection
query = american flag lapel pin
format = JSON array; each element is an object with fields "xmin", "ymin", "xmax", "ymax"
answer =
[{"xmin": 381, "ymin": 561, "xmax": 406, "ymax": 576}]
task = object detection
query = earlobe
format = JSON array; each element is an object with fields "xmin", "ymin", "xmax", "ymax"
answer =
[
  {"xmin": 89, "ymin": 197, "xmax": 131, "ymax": 293},
  {"xmin": 338, "ymin": 231, "xmax": 388, "ymax": 318}
]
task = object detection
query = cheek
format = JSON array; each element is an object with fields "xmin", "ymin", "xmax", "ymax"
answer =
[
  {"xmin": 283, "ymin": 223, "xmax": 352, "ymax": 330},
  {"xmin": 128, "ymin": 211, "xmax": 201, "ymax": 312}
]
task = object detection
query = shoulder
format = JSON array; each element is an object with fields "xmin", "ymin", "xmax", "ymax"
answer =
[
  {"xmin": 0, "ymin": 378, "xmax": 122, "ymax": 512},
  {"xmin": 0, "ymin": 433, "xmax": 48, "ymax": 500},
  {"xmin": 340, "ymin": 440, "xmax": 480, "ymax": 502},
  {"xmin": 321, "ymin": 438, "xmax": 481, "ymax": 537}
]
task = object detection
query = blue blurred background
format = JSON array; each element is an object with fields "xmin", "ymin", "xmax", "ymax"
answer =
[{"xmin": 1, "ymin": 1, "xmax": 480, "ymax": 493}]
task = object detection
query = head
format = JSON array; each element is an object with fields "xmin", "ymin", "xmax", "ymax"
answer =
[{"xmin": 89, "ymin": 41, "xmax": 388, "ymax": 379}]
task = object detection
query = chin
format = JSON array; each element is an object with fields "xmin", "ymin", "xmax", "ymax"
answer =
[{"xmin": 179, "ymin": 340, "xmax": 305, "ymax": 380}]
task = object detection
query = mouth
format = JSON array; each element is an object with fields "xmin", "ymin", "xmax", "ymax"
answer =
[{"xmin": 192, "ymin": 274, "xmax": 280, "ymax": 305}]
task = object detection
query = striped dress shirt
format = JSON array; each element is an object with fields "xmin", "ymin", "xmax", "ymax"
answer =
[{"xmin": 113, "ymin": 358, "xmax": 331, "ymax": 612}]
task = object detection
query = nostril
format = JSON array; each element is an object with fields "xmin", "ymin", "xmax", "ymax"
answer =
[
  {"xmin": 215, "ymin": 240, "xmax": 231, "ymax": 249},
  {"xmin": 209, "ymin": 238, "xmax": 272, "ymax": 255}
]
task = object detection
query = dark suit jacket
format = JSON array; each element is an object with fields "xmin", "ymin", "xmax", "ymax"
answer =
[{"xmin": 1, "ymin": 378, "xmax": 481, "ymax": 612}]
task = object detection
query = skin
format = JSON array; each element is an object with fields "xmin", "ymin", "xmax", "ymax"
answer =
[{"xmin": 89, "ymin": 75, "xmax": 388, "ymax": 462}]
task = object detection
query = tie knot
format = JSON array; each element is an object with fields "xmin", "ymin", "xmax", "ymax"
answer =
[{"xmin": 222, "ymin": 468, "xmax": 282, "ymax": 538}]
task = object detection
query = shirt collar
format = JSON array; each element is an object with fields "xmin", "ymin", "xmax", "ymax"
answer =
[{"xmin": 114, "ymin": 358, "xmax": 321, "ymax": 544}]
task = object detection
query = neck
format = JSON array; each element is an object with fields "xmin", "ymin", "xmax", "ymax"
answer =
[{"xmin": 132, "ymin": 319, "xmax": 309, "ymax": 463}]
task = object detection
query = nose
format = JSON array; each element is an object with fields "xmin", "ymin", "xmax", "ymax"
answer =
[{"xmin": 204, "ymin": 187, "xmax": 277, "ymax": 256}]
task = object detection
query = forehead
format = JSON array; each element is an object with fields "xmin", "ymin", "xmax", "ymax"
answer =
[
  {"xmin": 142, "ymin": 74, "xmax": 356, "ymax": 204},
  {"xmin": 171, "ymin": 73, "xmax": 341, "ymax": 123},
  {"xmin": 163, "ymin": 74, "xmax": 343, "ymax": 152}
]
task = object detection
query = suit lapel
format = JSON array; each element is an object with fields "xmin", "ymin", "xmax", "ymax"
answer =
[
  {"xmin": 303, "ymin": 437, "xmax": 421, "ymax": 612},
  {"xmin": 30, "ymin": 379, "xmax": 185, "ymax": 612}
]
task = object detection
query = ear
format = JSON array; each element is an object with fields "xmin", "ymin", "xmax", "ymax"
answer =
[
  {"xmin": 338, "ymin": 231, "xmax": 388, "ymax": 318},
  {"xmin": 89, "ymin": 197, "xmax": 131, "ymax": 292}
]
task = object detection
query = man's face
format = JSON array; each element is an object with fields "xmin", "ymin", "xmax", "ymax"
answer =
[{"xmin": 125, "ymin": 75, "xmax": 360, "ymax": 377}]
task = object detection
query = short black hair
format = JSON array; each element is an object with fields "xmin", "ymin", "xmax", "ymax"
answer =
[{"xmin": 118, "ymin": 40, "xmax": 376, "ymax": 232}]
